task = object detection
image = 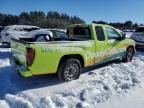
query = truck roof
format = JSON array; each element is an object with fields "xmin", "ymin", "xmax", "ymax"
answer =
[{"xmin": 70, "ymin": 23, "xmax": 111, "ymax": 28}]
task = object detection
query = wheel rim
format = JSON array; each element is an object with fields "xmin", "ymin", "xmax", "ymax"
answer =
[
  {"xmin": 127, "ymin": 48, "xmax": 134, "ymax": 61},
  {"xmin": 64, "ymin": 63, "xmax": 79, "ymax": 81}
]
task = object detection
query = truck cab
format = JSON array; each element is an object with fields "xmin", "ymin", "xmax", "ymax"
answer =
[{"xmin": 67, "ymin": 24, "xmax": 135, "ymax": 64}]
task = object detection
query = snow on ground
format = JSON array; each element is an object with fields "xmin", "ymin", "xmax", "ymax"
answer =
[
  {"xmin": 97, "ymin": 82, "xmax": 144, "ymax": 108},
  {"xmin": 0, "ymin": 47, "xmax": 144, "ymax": 108}
]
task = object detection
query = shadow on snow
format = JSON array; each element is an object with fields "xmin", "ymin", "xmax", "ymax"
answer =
[{"xmin": 0, "ymin": 49, "xmax": 143, "ymax": 99}]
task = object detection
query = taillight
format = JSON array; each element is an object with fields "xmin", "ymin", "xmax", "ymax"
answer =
[{"xmin": 26, "ymin": 47, "xmax": 35, "ymax": 67}]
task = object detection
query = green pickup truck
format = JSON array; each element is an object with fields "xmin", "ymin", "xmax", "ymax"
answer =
[{"xmin": 11, "ymin": 24, "xmax": 135, "ymax": 81}]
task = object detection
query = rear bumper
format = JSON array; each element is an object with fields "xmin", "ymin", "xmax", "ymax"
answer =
[{"xmin": 10, "ymin": 58, "xmax": 32, "ymax": 77}]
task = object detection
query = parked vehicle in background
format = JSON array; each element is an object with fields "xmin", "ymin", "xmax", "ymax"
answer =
[
  {"xmin": 0, "ymin": 26, "xmax": 4, "ymax": 32},
  {"xmin": 47, "ymin": 29, "xmax": 67, "ymax": 38},
  {"xmin": 131, "ymin": 26, "xmax": 144, "ymax": 48},
  {"xmin": 20, "ymin": 29, "xmax": 67, "ymax": 42},
  {"xmin": 0, "ymin": 25, "xmax": 40, "ymax": 45},
  {"xmin": 0, "ymin": 26, "xmax": 4, "ymax": 42},
  {"xmin": 123, "ymin": 29, "xmax": 135, "ymax": 38},
  {"xmin": 116, "ymin": 29, "xmax": 131, "ymax": 38},
  {"xmin": 11, "ymin": 24, "xmax": 135, "ymax": 82}
]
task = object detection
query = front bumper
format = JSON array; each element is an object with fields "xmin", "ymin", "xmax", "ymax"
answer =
[{"xmin": 10, "ymin": 58, "xmax": 32, "ymax": 77}]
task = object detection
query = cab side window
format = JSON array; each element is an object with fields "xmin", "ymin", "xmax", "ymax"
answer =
[
  {"xmin": 105, "ymin": 27, "xmax": 121, "ymax": 40},
  {"xmin": 95, "ymin": 26, "xmax": 105, "ymax": 41}
]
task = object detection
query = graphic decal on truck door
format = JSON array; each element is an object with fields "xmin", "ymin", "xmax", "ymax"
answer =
[{"xmin": 86, "ymin": 47, "xmax": 126, "ymax": 64}]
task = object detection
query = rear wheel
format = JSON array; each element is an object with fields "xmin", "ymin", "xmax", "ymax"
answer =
[
  {"xmin": 57, "ymin": 58, "xmax": 81, "ymax": 82},
  {"xmin": 122, "ymin": 47, "xmax": 135, "ymax": 62}
]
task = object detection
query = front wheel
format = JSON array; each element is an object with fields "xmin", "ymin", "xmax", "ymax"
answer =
[
  {"xmin": 57, "ymin": 58, "xmax": 82, "ymax": 82},
  {"xmin": 122, "ymin": 47, "xmax": 135, "ymax": 62}
]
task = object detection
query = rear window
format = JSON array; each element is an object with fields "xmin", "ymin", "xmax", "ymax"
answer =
[
  {"xmin": 68, "ymin": 27, "xmax": 91, "ymax": 39},
  {"xmin": 135, "ymin": 27, "xmax": 144, "ymax": 32},
  {"xmin": 13, "ymin": 27, "xmax": 40, "ymax": 32},
  {"xmin": 23, "ymin": 27, "xmax": 40, "ymax": 32}
]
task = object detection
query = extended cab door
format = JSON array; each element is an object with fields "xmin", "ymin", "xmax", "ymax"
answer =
[
  {"xmin": 104, "ymin": 27, "xmax": 125, "ymax": 59},
  {"xmin": 94, "ymin": 26, "xmax": 110, "ymax": 64}
]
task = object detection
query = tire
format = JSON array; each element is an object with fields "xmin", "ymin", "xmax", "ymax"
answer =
[
  {"xmin": 57, "ymin": 58, "xmax": 82, "ymax": 82},
  {"xmin": 122, "ymin": 47, "xmax": 135, "ymax": 62}
]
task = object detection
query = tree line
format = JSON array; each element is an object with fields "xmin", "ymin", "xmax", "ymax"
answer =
[
  {"xmin": 92, "ymin": 20, "xmax": 143, "ymax": 30},
  {"xmin": 0, "ymin": 11, "xmax": 143, "ymax": 30},
  {"xmin": 0, "ymin": 11, "xmax": 85, "ymax": 29}
]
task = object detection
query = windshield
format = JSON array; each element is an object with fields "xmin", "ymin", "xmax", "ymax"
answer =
[
  {"xmin": 68, "ymin": 27, "xmax": 91, "ymax": 40},
  {"xmin": 135, "ymin": 27, "xmax": 144, "ymax": 32}
]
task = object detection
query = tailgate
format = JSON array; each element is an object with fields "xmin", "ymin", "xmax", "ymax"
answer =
[{"xmin": 11, "ymin": 38, "xmax": 30, "ymax": 66}]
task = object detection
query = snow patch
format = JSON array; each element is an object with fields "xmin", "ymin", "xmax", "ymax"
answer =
[
  {"xmin": 0, "ymin": 100, "xmax": 10, "ymax": 108},
  {"xmin": 5, "ymin": 94, "xmax": 33, "ymax": 108},
  {"xmin": 0, "ymin": 48, "xmax": 144, "ymax": 108}
]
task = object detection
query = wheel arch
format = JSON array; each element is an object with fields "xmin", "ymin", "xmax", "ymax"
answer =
[{"xmin": 57, "ymin": 54, "xmax": 85, "ymax": 70}]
